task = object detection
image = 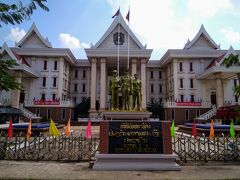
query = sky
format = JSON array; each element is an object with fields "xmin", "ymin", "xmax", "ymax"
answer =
[{"xmin": 1, "ymin": 0, "xmax": 240, "ymax": 60}]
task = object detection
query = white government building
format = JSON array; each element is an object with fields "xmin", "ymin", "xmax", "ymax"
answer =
[{"xmin": 0, "ymin": 13, "xmax": 239, "ymax": 123}]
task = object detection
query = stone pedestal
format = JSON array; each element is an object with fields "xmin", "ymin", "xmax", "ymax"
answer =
[
  {"xmin": 93, "ymin": 120, "xmax": 181, "ymax": 171},
  {"xmin": 102, "ymin": 111, "xmax": 152, "ymax": 120}
]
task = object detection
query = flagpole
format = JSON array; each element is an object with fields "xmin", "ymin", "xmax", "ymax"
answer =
[
  {"xmin": 127, "ymin": 6, "xmax": 130, "ymax": 70},
  {"xmin": 118, "ymin": 15, "xmax": 120, "ymax": 78}
]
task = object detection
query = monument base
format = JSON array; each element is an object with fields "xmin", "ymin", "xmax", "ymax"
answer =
[
  {"xmin": 93, "ymin": 153, "xmax": 181, "ymax": 171},
  {"xmin": 102, "ymin": 111, "xmax": 152, "ymax": 120}
]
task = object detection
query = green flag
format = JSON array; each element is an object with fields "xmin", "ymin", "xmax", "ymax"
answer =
[
  {"xmin": 230, "ymin": 119, "xmax": 235, "ymax": 139},
  {"xmin": 171, "ymin": 120, "xmax": 175, "ymax": 137}
]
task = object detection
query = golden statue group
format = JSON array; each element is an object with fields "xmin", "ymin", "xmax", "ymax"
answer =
[{"xmin": 109, "ymin": 69, "xmax": 142, "ymax": 111}]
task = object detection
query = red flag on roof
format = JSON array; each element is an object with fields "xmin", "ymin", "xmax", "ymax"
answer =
[
  {"xmin": 8, "ymin": 117, "xmax": 13, "ymax": 140},
  {"xmin": 126, "ymin": 8, "xmax": 130, "ymax": 21},
  {"xmin": 192, "ymin": 121, "xmax": 197, "ymax": 138},
  {"xmin": 112, "ymin": 8, "xmax": 120, "ymax": 18}
]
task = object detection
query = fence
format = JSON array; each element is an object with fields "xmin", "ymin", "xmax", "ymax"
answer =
[
  {"xmin": 0, "ymin": 131, "xmax": 99, "ymax": 161},
  {"xmin": 172, "ymin": 133, "xmax": 240, "ymax": 162}
]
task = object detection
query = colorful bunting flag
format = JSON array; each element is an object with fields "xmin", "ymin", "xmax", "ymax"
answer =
[
  {"xmin": 192, "ymin": 121, "xmax": 197, "ymax": 138},
  {"xmin": 86, "ymin": 118, "xmax": 92, "ymax": 139},
  {"xmin": 171, "ymin": 120, "xmax": 175, "ymax": 137},
  {"xmin": 65, "ymin": 118, "xmax": 71, "ymax": 137},
  {"xmin": 230, "ymin": 119, "xmax": 235, "ymax": 139},
  {"xmin": 8, "ymin": 117, "xmax": 13, "ymax": 140},
  {"xmin": 49, "ymin": 118, "xmax": 60, "ymax": 137},
  {"xmin": 209, "ymin": 119, "xmax": 214, "ymax": 141},
  {"xmin": 27, "ymin": 119, "xmax": 32, "ymax": 142},
  {"xmin": 112, "ymin": 8, "xmax": 120, "ymax": 18}
]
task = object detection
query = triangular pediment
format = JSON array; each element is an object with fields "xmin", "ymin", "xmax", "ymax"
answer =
[
  {"xmin": 0, "ymin": 43, "xmax": 19, "ymax": 64},
  {"xmin": 218, "ymin": 46, "xmax": 239, "ymax": 67},
  {"xmin": 93, "ymin": 13, "xmax": 145, "ymax": 50},
  {"xmin": 16, "ymin": 23, "xmax": 52, "ymax": 48},
  {"xmin": 184, "ymin": 25, "xmax": 219, "ymax": 50}
]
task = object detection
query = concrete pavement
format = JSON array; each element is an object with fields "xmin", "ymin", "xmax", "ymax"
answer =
[{"xmin": 0, "ymin": 160, "xmax": 240, "ymax": 179}]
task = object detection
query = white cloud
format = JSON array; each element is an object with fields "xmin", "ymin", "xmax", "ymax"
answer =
[
  {"xmin": 106, "ymin": 0, "xmax": 198, "ymax": 51},
  {"xmin": 8, "ymin": 27, "xmax": 26, "ymax": 42},
  {"xmin": 187, "ymin": 0, "xmax": 232, "ymax": 17},
  {"xmin": 58, "ymin": 33, "xmax": 89, "ymax": 49},
  {"xmin": 221, "ymin": 27, "xmax": 240, "ymax": 43}
]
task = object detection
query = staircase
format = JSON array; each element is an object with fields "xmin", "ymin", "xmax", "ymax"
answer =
[
  {"xmin": 19, "ymin": 104, "xmax": 41, "ymax": 121},
  {"xmin": 195, "ymin": 105, "xmax": 217, "ymax": 121}
]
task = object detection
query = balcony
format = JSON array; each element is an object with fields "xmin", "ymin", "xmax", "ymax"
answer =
[
  {"xmin": 24, "ymin": 99, "xmax": 75, "ymax": 108},
  {"xmin": 164, "ymin": 100, "xmax": 212, "ymax": 108}
]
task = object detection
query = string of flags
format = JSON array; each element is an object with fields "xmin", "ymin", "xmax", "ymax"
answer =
[{"xmin": 6, "ymin": 117, "xmax": 93, "ymax": 141}]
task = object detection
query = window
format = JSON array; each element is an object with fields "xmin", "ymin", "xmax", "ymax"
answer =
[
  {"xmin": 43, "ymin": 60, "xmax": 47, "ymax": 70},
  {"xmin": 180, "ymin": 79, "xmax": 183, "ymax": 88},
  {"xmin": 62, "ymin": 108, "xmax": 66, "ymax": 120},
  {"xmin": 74, "ymin": 84, "xmax": 78, "ymax": 92},
  {"xmin": 47, "ymin": 108, "xmax": 51, "ymax": 119},
  {"xmin": 73, "ymin": 97, "xmax": 77, "ymax": 103},
  {"xmin": 180, "ymin": 95, "xmax": 184, "ymax": 102},
  {"xmin": 42, "ymin": 77, "xmax": 46, "ymax": 87},
  {"xmin": 171, "ymin": 109, "xmax": 175, "ymax": 120},
  {"xmin": 52, "ymin": 94, "xmax": 56, "ymax": 101},
  {"xmin": 151, "ymin": 85, "xmax": 154, "ymax": 93},
  {"xmin": 196, "ymin": 109, "xmax": 200, "ymax": 117},
  {"xmin": 150, "ymin": 71, "xmax": 154, "ymax": 79},
  {"xmin": 185, "ymin": 109, "xmax": 189, "ymax": 120},
  {"xmin": 234, "ymin": 79, "xmax": 238, "ymax": 86},
  {"xmin": 82, "ymin": 84, "xmax": 86, "ymax": 92},
  {"xmin": 41, "ymin": 93, "xmax": 45, "ymax": 100},
  {"xmin": 159, "ymin": 85, "xmax": 162, "ymax": 93},
  {"xmin": 54, "ymin": 61, "xmax": 57, "ymax": 70},
  {"xmin": 53, "ymin": 77, "xmax": 57, "ymax": 87},
  {"xmin": 75, "ymin": 70, "xmax": 78, "ymax": 78},
  {"xmin": 190, "ymin": 62, "xmax": 193, "ymax": 72},
  {"xmin": 190, "ymin": 79, "xmax": 194, "ymax": 88},
  {"xmin": 235, "ymin": 95, "xmax": 239, "ymax": 102},
  {"xmin": 191, "ymin": 95, "xmax": 195, "ymax": 102},
  {"xmin": 151, "ymin": 98, "xmax": 154, "ymax": 104},
  {"xmin": 36, "ymin": 108, "xmax": 40, "ymax": 116},
  {"xmin": 179, "ymin": 62, "xmax": 183, "ymax": 72},
  {"xmin": 159, "ymin": 98, "xmax": 162, "ymax": 103},
  {"xmin": 159, "ymin": 71, "xmax": 162, "ymax": 79},
  {"xmin": 83, "ymin": 70, "xmax": 86, "ymax": 78}
]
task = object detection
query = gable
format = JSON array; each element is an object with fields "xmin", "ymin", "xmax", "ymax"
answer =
[
  {"xmin": 93, "ymin": 13, "xmax": 145, "ymax": 50},
  {"xmin": 190, "ymin": 34, "xmax": 216, "ymax": 50},
  {"xmin": 97, "ymin": 24, "xmax": 142, "ymax": 50},
  {"xmin": 20, "ymin": 32, "xmax": 49, "ymax": 48}
]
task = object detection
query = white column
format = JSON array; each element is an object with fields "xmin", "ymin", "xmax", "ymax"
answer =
[
  {"xmin": 131, "ymin": 58, "xmax": 137, "ymax": 77},
  {"xmin": 173, "ymin": 59, "xmax": 178, "ymax": 101},
  {"xmin": 100, "ymin": 58, "xmax": 106, "ymax": 111},
  {"xmin": 90, "ymin": 58, "xmax": 97, "ymax": 110},
  {"xmin": 201, "ymin": 80, "xmax": 207, "ymax": 106},
  {"xmin": 215, "ymin": 73, "xmax": 224, "ymax": 108},
  {"xmin": 141, "ymin": 59, "xmax": 147, "ymax": 110},
  {"xmin": 58, "ymin": 57, "xmax": 64, "ymax": 100},
  {"xmin": 11, "ymin": 72, "xmax": 22, "ymax": 108}
]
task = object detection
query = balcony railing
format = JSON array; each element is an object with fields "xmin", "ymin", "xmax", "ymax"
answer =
[
  {"xmin": 164, "ymin": 101, "xmax": 212, "ymax": 108},
  {"xmin": 24, "ymin": 100, "xmax": 75, "ymax": 107}
]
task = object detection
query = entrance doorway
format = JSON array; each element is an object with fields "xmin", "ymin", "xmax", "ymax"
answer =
[
  {"xmin": 19, "ymin": 90, "xmax": 25, "ymax": 104},
  {"xmin": 210, "ymin": 92, "xmax": 216, "ymax": 105}
]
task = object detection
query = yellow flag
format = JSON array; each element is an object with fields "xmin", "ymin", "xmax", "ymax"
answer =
[
  {"xmin": 27, "ymin": 119, "xmax": 32, "ymax": 142},
  {"xmin": 65, "ymin": 118, "xmax": 71, "ymax": 137},
  {"xmin": 209, "ymin": 119, "xmax": 214, "ymax": 141},
  {"xmin": 49, "ymin": 119, "xmax": 60, "ymax": 137}
]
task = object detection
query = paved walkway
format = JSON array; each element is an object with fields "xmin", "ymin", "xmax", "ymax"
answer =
[{"xmin": 0, "ymin": 161, "xmax": 240, "ymax": 180}]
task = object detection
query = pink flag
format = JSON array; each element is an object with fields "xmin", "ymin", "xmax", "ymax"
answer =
[
  {"xmin": 192, "ymin": 121, "xmax": 197, "ymax": 138},
  {"xmin": 86, "ymin": 118, "xmax": 92, "ymax": 139},
  {"xmin": 8, "ymin": 117, "xmax": 13, "ymax": 140}
]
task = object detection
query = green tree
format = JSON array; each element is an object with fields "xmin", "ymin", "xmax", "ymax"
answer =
[
  {"xmin": 0, "ymin": 0, "xmax": 49, "ymax": 27},
  {"xmin": 147, "ymin": 101, "xmax": 164, "ymax": 120},
  {"xmin": 0, "ymin": 58, "xmax": 21, "ymax": 91},
  {"xmin": 223, "ymin": 54, "xmax": 240, "ymax": 98},
  {"xmin": 75, "ymin": 97, "xmax": 90, "ymax": 118}
]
